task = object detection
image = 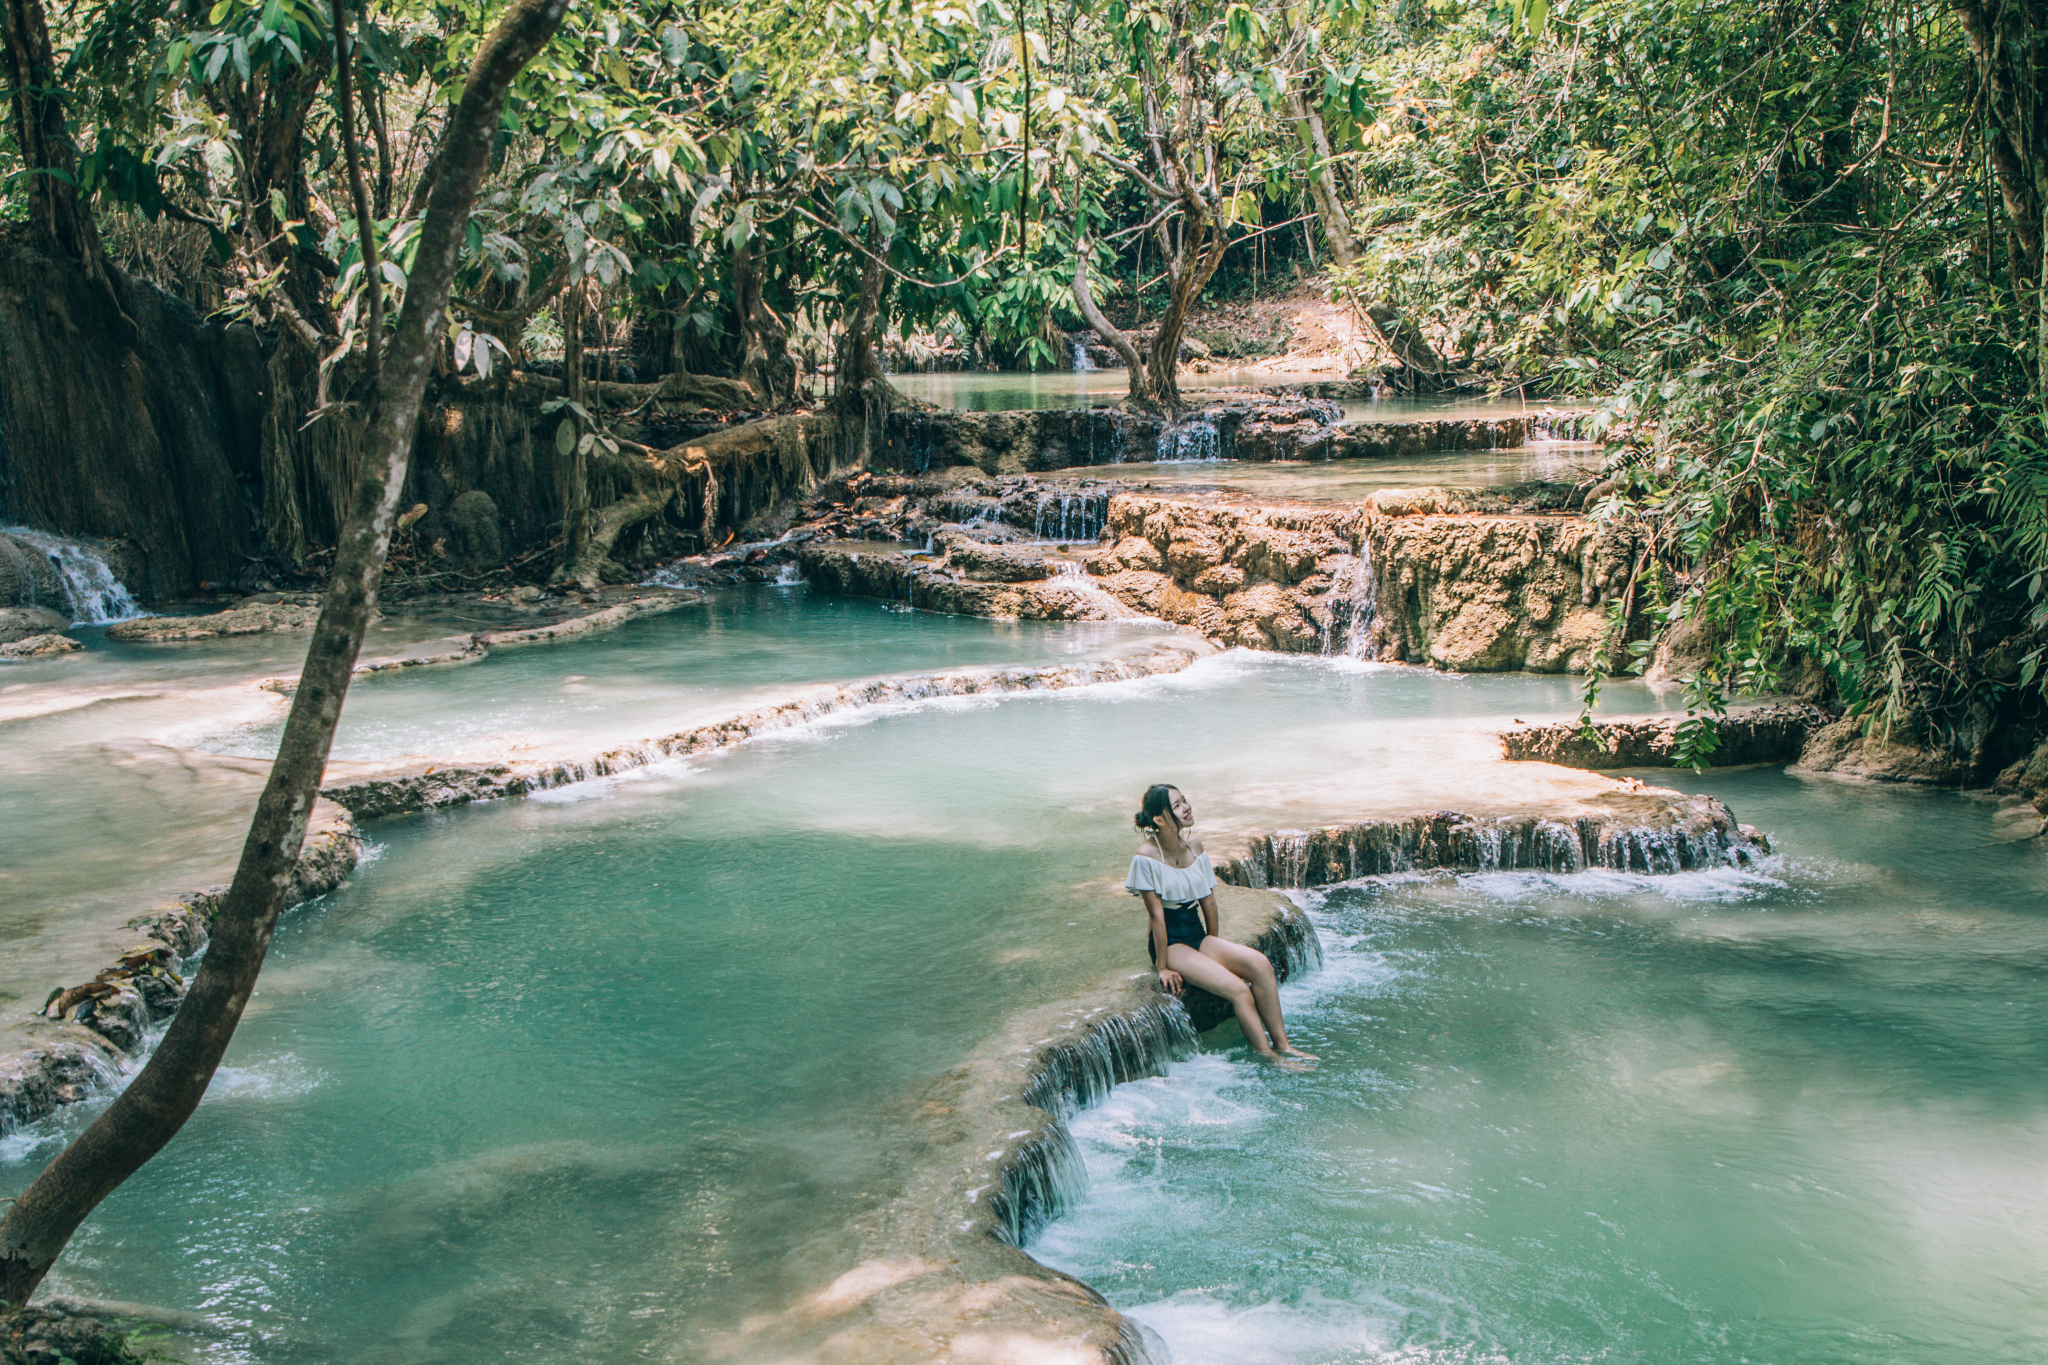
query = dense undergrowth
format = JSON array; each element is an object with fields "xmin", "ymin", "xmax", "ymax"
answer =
[{"xmin": 1330, "ymin": 0, "xmax": 2048, "ymax": 760}]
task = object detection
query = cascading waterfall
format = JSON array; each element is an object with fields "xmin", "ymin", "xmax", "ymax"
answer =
[
  {"xmin": 989, "ymin": 999, "xmax": 1203, "ymax": 1248},
  {"xmin": 1047, "ymin": 561, "xmax": 1138, "ymax": 619},
  {"xmin": 1, "ymin": 525, "xmax": 144, "ymax": 622},
  {"xmin": 1032, "ymin": 491, "xmax": 1109, "ymax": 543},
  {"xmin": 1157, "ymin": 418, "xmax": 1222, "ymax": 463},
  {"xmin": 1071, "ymin": 340, "xmax": 1097, "ymax": 373},
  {"xmin": 1321, "ymin": 542, "xmax": 1378, "ymax": 660},
  {"xmin": 988, "ymin": 905, "xmax": 1320, "ymax": 1250},
  {"xmin": 1219, "ymin": 800, "xmax": 1765, "ymax": 889}
]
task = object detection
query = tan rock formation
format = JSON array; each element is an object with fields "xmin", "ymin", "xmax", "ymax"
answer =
[
  {"xmin": 106, "ymin": 594, "xmax": 325, "ymax": 641},
  {"xmin": 1796, "ymin": 714, "xmax": 1974, "ymax": 786},
  {"xmin": 1363, "ymin": 510, "xmax": 1643, "ymax": 671},
  {"xmin": 709, "ymin": 886, "xmax": 1310, "ymax": 1365},
  {"xmin": 0, "ymin": 632, "xmax": 80, "ymax": 658}
]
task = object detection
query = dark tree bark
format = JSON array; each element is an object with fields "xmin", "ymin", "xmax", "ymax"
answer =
[
  {"xmin": 1953, "ymin": 0, "xmax": 2046, "ymax": 290},
  {"xmin": 0, "ymin": 0, "xmax": 122, "ymax": 310},
  {"xmin": 1072, "ymin": 238, "xmax": 1150, "ymax": 383},
  {"xmin": 555, "ymin": 281, "xmax": 593, "ymax": 583},
  {"xmin": 0, "ymin": 0, "xmax": 572, "ymax": 1310},
  {"xmin": 218, "ymin": 55, "xmax": 333, "ymax": 324},
  {"xmin": 832, "ymin": 226, "xmax": 893, "ymax": 417},
  {"xmin": 733, "ymin": 229, "xmax": 797, "ymax": 406}
]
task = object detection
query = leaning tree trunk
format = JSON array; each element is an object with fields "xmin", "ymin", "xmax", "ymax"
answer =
[
  {"xmin": 0, "ymin": 0, "xmax": 572, "ymax": 1310},
  {"xmin": 1071, "ymin": 240, "xmax": 1166, "ymax": 412},
  {"xmin": 1142, "ymin": 215, "xmax": 1230, "ymax": 414},
  {"xmin": 1286, "ymin": 90, "xmax": 1358, "ymax": 270}
]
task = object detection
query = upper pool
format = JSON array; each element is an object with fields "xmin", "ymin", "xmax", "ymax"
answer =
[{"xmin": 889, "ymin": 370, "xmax": 1594, "ymax": 425}]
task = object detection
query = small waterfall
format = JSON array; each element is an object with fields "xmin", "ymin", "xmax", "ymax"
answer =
[
  {"xmin": 934, "ymin": 493, "xmax": 1007, "ymax": 528},
  {"xmin": 1321, "ymin": 545, "xmax": 1378, "ymax": 660},
  {"xmin": 1157, "ymin": 419, "xmax": 1222, "ymax": 463},
  {"xmin": 1219, "ymin": 800, "xmax": 1765, "ymax": 889},
  {"xmin": 2, "ymin": 526, "xmax": 144, "ymax": 623},
  {"xmin": 1020, "ymin": 1002, "xmax": 1202, "ymax": 1118},
  {"xmin": 1047, "ymin": 561, "xmax": 1137, "ymax": 618},
  {"xmin": 1071, "ymin": 340, "xmax": 1097, "ymax": 373},
  {"xmin": 1270, "ymin": 831, "xmax": 1311, "ymax": 889},
  {"xmin": 1032, "ymin": 491, "xmax": 1108, "ymax": 543},
  {"xmin": 990, "ymin": 997, "xmax": 1201, "ymax": 1247}
]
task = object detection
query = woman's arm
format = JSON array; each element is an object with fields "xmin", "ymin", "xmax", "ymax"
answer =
[
  {"xmin": 1140, "ymin": 890, "xmax": 1182, "ymax": 995},
  {"xmin": 1201, "ymin": 890, "xmax": 1220, "ymax": 940}
]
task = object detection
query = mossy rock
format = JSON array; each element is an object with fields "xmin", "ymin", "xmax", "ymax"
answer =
[{"xmin": 447, "ymin": 490, "xmax": 504, "ymax": 571}]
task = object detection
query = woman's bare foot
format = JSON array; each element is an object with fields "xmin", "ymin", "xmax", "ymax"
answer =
[
  {"xmin": 1258, "ymin": 1050, "xmax": 1317, "ymax": 1072},
  {"xmin": 1278, "ymin": 1045, "xmax": 1319, "ymax": 1062}
]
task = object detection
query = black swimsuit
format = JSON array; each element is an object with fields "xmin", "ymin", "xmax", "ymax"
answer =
[{"xmin": 1147, "ymin": 898, "xmax": 1208, "ymax": 963}]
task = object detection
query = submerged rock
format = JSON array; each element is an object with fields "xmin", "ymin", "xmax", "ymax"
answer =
[
  {"xmin": 323, "ymin": 641, "xmax": 1211, "ymax": 820},
  {"xmin": 1796, "ymin": 715, "xmax": 1975, "ymax": 786},
  {"xmin": 0, "ymin": 805, "xmax": 360, "ymax": 1133},
  {"xmin": 725, "ymin": 884, "xmax": 1309, "ymax": 1365}
]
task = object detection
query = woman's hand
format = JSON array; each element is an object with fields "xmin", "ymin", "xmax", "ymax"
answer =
[{"xmin": 1158, "ymin": 968, "xmax": 1184, "ymax": 995}]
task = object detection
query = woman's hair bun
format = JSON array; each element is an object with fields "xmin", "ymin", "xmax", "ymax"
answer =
[{"xmin": 1134, "ymin": 783, "xmax": 1176, "ymax": 833}]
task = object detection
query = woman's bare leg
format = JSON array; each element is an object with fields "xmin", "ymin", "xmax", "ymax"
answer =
[
  {"xmin": 1202, "ymin": 938, "xmax": 1317, "ymax": 1061},
  {"xmin": 1166, "ymin": 945, "xmax": 1311, "ymax": 1069}
]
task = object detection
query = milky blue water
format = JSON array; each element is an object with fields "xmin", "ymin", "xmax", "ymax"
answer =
[
  {"xmin": 4, "ymin": 645, "xmax": 1660, "ymax": 1363},
  {"xmin": 1038, "ymin": 767, "xmax": 2048, "ymax": 1365},
  {"xmin": 7, "ymin": 582, "xmax": 2041, "ymax": 1365}
]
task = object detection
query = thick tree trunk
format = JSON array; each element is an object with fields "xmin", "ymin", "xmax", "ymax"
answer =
[
  {"xmin": 1142, "ymin": 217, "xmax": 1230, "ymax": 413},
  {"xmin": 1951, "ymin": 0, "xmax": 2048, "ymax": 388},
  {"xmin": 557, "ymin": 284, "xmax": 592, "ymax": 584},
  {"xmin": 733, "ymin": 234, "xmax": 796, "ymax": 406},
  {"xmin": 1954, "ymin": 0, "xmax": 2046, "ymax": 289},
  {"xmin": 0, "ymin": 0, "xmax": 122, "ymax": 315},
  {"xmin": 0, "ymin": 0, "xmax": 571, "ymax": 1310},
  {"xmin": 557, "ymin": 488, "xmax": 668, "ymax": 589},
  {"xmin": 223, "ymin": 58, "xmax": 333, "ymax": 326},
  {"xmin": 832, "ymin": 228, "xmax": 893, "ymax": 418}
]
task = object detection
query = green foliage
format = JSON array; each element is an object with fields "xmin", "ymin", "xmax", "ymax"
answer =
[{"xmin": 1337, "ymin": 0, "xmax": 2045, "ymax": 755}]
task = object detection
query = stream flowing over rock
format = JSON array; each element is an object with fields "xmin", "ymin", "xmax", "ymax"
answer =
[
  {"xmin": 789, "ymin": 472, "xmax": 1644, "ymax": 671},
  {"xmin": 873, "ymin": 396, "xmax": 1577, "ymax": 474},
  {"xmin": 1217, "ymin": 792, "xmax": 1765, "ymax": 888}
]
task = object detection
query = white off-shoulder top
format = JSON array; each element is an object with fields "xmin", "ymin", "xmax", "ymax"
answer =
[{"xmin": 1124, "ymin": 851, "xmax": 1217, "ymax": 905}]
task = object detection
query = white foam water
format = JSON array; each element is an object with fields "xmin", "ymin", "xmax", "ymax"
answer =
[
  {"xmin": 2, "ymin": 524, "xmax": 146, "ymax": 622},
  {"xmin": 1037, "ymin": 825, "xmax": 2048, "ymax": 1365}
]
